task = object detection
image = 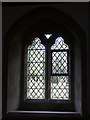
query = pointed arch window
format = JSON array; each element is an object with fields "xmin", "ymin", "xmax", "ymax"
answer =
[
  {"xmin": 27, "ymin": 38, "xmax": 45, "ymax": 99},
  {"xmin": 51, "ymin": 37, "xmax": 69, "ymax": 100},
  {"xmin": 26, "ymin": 35, "xmax": 70, "ymax": 101}
]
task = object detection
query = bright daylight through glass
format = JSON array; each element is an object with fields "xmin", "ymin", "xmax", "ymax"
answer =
[
  {"xmin": 51, "ymin": 37, "xmax": 69, "ymax": 99},
  {"xmin": 27, "ymin": 38, "xmax": 45, "ymax": 99},
  {"xmin": 27, "ymin": 36, "xmax": 69, "ymax": 100}
]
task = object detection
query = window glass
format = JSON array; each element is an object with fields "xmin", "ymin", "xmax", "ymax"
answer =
[
  {"xmin": 26, "ymin": 36, "xmax": 69, "ymax": 100},
  {"xmin": 51, "ymin": 37, "xmax": 69, "ymax": 100},
  {"xmin": 27, "ymin": 38, "xmax": 45, "ymax": 99}
]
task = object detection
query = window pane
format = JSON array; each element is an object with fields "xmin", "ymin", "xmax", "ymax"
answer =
[
  {"xmin": 27, "ymin": 38, "xmax": 45, "ymax": 99},
  {"xmin": 44, "ymin": 34, "xmax": 52, "ymax": 39},
  {"xmin": 52, "ymin": 51, "xmax": 68, "ymax": 74},
  {"xmin": 51, "ymin": 37, "xmax": 69, "ymax": 50},
  {"xmin": 51, "ymin": 76, "xmax": 69, "ymax": 99},
  {"xmin": 27, "ymin": 76, "xmax": 45, "ymax": 99},
  {"xmin": 51, "ymin": 37, "xmax": 69, "ymax": 100}
]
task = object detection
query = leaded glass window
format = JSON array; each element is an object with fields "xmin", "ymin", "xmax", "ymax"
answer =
[
  {"xmin": 51, "ymin": 37, "xmax": 69, "ymax": 100},
  {"xmin": 26, "ymin": 36, "xmax": 69, "ymax": 100},
  {"xmin": 27, "ymin": 38, "xmax": 45, "ymax": 99}
]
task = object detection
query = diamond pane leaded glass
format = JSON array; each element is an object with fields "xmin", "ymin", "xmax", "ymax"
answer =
[
  {"xmin": 27, "ymin": 37, "xmax": 45, "ymax": 99},
  {"xmin": 51, "ymin": 76, "xmax": 69, "ymax": 99},
  {"xmin": 51, "ymin": 37, "xmax": 69, "ymax": 100},
  {"xmin": 52, "ymin": 52, "xmax": 68, "ymax": 74},
  {"xmin": 51, "ymin": 37, "xmax": 69, "ymax": 50}
]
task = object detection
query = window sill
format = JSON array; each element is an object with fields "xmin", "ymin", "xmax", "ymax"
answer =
[{"xmin": 5, "ymin": 111, "xmax": 82, "ymax": 119}]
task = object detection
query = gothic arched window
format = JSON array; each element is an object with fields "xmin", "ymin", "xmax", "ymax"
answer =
[
  {"xmin": 26, "ymin": 35, "xmax": 70, "ymax": 101},
  {"xmin": 27, "ymin": 38, "xmax": 45, "ymax": 99}
]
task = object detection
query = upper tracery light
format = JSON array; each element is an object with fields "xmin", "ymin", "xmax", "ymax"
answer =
[{"xmin": 44, "ymin": 34, "xmax": 52, "ymax": 39}]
